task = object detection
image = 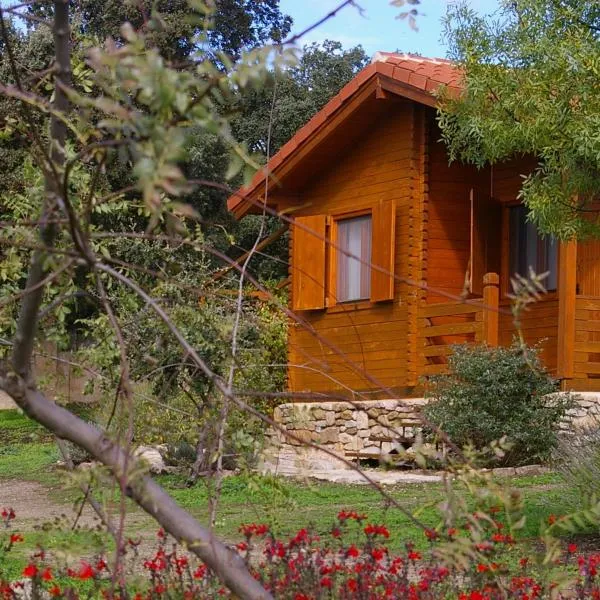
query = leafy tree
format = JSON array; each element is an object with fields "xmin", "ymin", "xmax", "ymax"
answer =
[
  {"xmin": 232, "ymin": 40, "xmax": 369, "ymax": 155},
  {"xmin": 438, "ymin": 0, "xmax": 600, "ymax": 239},
  {"xmin": 0, "ymin": 0, "xmax": 298, "ymax": 594}
]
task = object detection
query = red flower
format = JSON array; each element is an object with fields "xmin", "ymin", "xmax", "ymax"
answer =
[
  {"xmin": 520, "ymin": 557, "xmax": 529, "ymax": 568},
  {"xmin": 371, "ymin": 547, "xmax": 386, "ymax": 561},
  {"xmin": 157, "ymin": 528, "xmax": 166, "ymax": 539},
  {"xmin": 49, "ymin": 585, "xmax": 61, "ymax": 598},
  {"xmin": 425, "ymin": 528, "xmax": 438, "ymax": 540},
  {"xmin": 568, "ymin": 543, "xmax": 578, "ymax": 553},
  {"xmin": 193, "ymin": 565, "xmax": 207, "ymax": 579},
  {"xmin": 347, "ymin": 579, "xmax": 358, "ymax": 592},
  {"xmin": 154, "ymin": 584, "xmax": 167, "ymax": 594},
  {"xmin": 448, "ymin": 528, "xmax": 457, "ymax": 537},
  {"xmin": 76, "ymin": 562, "xmax": 95, "ymax": 580},
  {"xmin": 22, "ymin": 564, "xmax": 38, "ymax": 578},
  {"xmin": 41, "ymin": 568, "xmax": 53, "ymax": 582},
  {"xmin": 408, "ymin": 551, "xmax": 421, "ymax": 561},
  {"xmin": 548, "ymin": 515, "xmax": 557, "ymax": 525},
  {"xmin": 96, "ymin": 558, "xmax": 108, "ymax": 571},
  {"xmin": 477, "ymin": 563, "xmax": 488, "ymax": 573},
  {"xmin": 320, "ymin": 576, "xmax": 332, "ymax": 588},
  {"xmin": 290, "ymin": 528, "xmax": 310, "ymax": 546},
  {"xmin": 346, "ymin": 544, "xmax": 360, "ymax": 558},
  {"xmin": 338, "ymin": 510, "xmax": 366, "ymax": 522},
  {"xmin": 9, "ymin": 533, "xmax": 23, "ymax": 544},
  {"xmin": 240, "ymin": 523, "xmax": 269, "ymax": 538},
  {"xmin": 364, "ymin": 524, "xmax": 390, "ymax": 538},
  {"xmin": 1, "ymin": 508, "xmax": 15, "ymax": 521}
]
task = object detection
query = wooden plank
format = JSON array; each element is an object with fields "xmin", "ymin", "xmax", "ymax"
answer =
[
  {"xmin": 291, "ymin": 215, "xmax": 327, "ymax": 311},
  {"xmin": 574, "ymin": 362, "xmax": 600, "ymax": 375},
  {"xmin": 420, "ymin": 321, "xmax": 482, "ymax": 338},
  {"xmin": 575, "ymin": 298, "xmax": 600, "ymax": 311},
  {"xmin": 422, "ymin": 345, "xmax": 454, "ymax": 357},
  {"xmin": 575, "ymin": 341, "xmax": 600, "ymax": 353},
  {"xmin": 420, "ymin": 302, "xmax": 482, "ymax": 318},
  {"xmin": 470, "ymin": 190, "xmax": 502, "ymax": 295},
  {"xmin": 557, "ymin": 240, "xmax": 577, "ymax": 378},
  {"xmin": 421, "ymin": 364, "xmax": 450, "ymax": 376},
  {"xmin": 371, "ymin": 199, "xmax": 396, "ymax": 302}
]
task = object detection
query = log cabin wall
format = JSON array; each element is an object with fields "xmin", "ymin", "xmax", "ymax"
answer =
[
  {"xmin": 287, "ymin": 101, "xmax": 424, "ymax": 395},
  {"xmin": 419, "ymin": 116, "xmax": 490, "ymax": 360},
  {"xmin": 425, "ymin": 117, "xmax": 490, "ymax": 304},
  {"xmin": 492, "ymin": 158, "xmax": 559, "ymax": 372}
]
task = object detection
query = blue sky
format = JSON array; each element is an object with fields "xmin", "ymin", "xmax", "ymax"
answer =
[{"xmin": 280, "ymin": 0, "xmax": 500, "ymax": 58}]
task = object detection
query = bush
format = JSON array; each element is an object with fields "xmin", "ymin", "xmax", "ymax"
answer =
[{"xmin": 422, "ymin": 343, "xmax": 572, "ymax": 467}]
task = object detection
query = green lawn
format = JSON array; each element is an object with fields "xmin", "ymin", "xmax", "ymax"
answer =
[{"xmin": 0, "ymin": 408, "xmax": 594, "ymax": 573}]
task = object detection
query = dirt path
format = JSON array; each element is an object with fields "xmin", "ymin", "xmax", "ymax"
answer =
[
  {"xmin": 0, "ymin": 479, "xmax": 100, "ymax": 527},
  {"xmin": 0, "ymin": 479, "xmax": 157, "ymax": 539}
]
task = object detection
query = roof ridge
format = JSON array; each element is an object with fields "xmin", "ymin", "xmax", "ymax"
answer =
[{"xmin": 372, "ymin": 51, "xmax": 454, "ymax": 65}]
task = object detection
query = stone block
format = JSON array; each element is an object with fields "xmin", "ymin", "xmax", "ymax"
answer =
[
  {"xmin": 339, "ymin": 432, "xmax": 355, "ymax": 445},
  {"xmin": 325, "ymin": 411, "xmax": 336, "ymax": 426},
  {"xmin": 358, "ymin": 429, "xmax": 370, "ymax": 438},
  {"xmin": 355, "ymin": 410, "xmax": 369, "ymax": 429},
  {"xmin": 289, "ymin": 430, "xmax": 314, "ymax": 446},
  {"xmin": 312, "ymin": 408, "xmax": 326, "ymax": 420},
  {"xmin": 319, "ymin": 427, "xmax": 339, "ymax": 444}
]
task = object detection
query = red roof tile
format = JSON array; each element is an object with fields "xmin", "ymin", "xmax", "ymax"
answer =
[{"xmin": 228, "ymin": 53, "xmax": 463, "ymax": 216}]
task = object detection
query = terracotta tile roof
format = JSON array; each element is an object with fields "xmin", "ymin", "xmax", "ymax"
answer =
[
  {"xmin": 373, "ymin": 52, "xmax": 463, "ymax": 93},
  {"xmin": 228, "ymin": 53, "xmax": 463, "ymax": 216}
]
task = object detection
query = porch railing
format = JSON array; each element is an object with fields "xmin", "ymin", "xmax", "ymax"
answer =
[
  {"xmin": 417, "ymin": 273, "xmax": 500, "ymax": 377},
  {"xmin": 573, "ymin": 296, "xmax": 600, "ymax": 386}
]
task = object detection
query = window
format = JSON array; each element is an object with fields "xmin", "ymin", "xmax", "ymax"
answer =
[
  {"xmin": 336, "ymin": 215, "xmax": 372, "ymax": 302},
  {"xmin": 509, "ymin": 205, "xmax": 558, "ymax": 291}
]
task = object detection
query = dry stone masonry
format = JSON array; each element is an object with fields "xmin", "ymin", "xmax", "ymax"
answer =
[
  {"xmin": 262, "ymin": 393, "xmax": 600, "ymax": 476},
  {"xmin": 270, "ymin": 398, "xmax": 427, "ymax": 458}
]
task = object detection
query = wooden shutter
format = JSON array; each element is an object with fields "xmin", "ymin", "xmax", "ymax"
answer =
[
  {"xmin": 470, "ymin": 189, "xmax": 502, "ymax": 295},
  {"xmin": 291, "ymin": 214, "xmax": 327, "ymax": 311},
  {"xmin": 370, "ymin": 199, "xmax": 396, "ymax": 302}
]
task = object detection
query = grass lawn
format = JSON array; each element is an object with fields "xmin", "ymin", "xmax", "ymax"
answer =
[{"xmin": 0, "ymin": 408, "xmax": 596, "ymax": 576}]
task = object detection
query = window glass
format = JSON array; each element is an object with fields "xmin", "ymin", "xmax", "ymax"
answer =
[
  {"xmin": 509, "ymin": 205, "xmax": 558, "ymax": 291},
  {"xmin": 337, "ymin": 215, "xmax": 372, "ymax": 302}
]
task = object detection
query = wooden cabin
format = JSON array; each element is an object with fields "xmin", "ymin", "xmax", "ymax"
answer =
[{"xmin": 229, "ymin": 53, "xmax": 600, "ymax": 396}]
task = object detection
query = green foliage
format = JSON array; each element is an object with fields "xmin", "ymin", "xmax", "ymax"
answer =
[
  {"xmin": 423, "ymin": 343, "xmax": 572, "ymax": 467},
  {"xmin": 439, "ymin": 0, "xmax": 600, "ymax": 239}
]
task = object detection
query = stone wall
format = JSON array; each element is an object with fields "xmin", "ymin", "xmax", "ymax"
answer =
[
  {"xmin": 270, "ymin": 398, "xmax": 427, "ymax": 458},
  {"xmin": 263, "ymin": 393, "xmax": 600, "ymax": 475}
]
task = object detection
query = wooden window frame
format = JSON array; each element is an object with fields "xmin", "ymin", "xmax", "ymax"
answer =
[{"xmin": 327, "ymin": 207, "xmax": 373, "ymax": 309}]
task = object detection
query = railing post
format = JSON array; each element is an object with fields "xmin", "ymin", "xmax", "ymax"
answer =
[
  {"xmin": 557, "ymin": 240, "xmax": 577, "ymax": 383},
  {"xmin": 482, "ymin": 272, "xmax": 500, "ymax": 346}
]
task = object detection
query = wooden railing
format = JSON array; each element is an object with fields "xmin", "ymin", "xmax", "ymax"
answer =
[
  {"xmin": 573, "ymin": 296, "xmax": 600, "ymax": 388},
  {"xmin": 418, "ymin": 273, "xmax": 500, "ymax": 377}
]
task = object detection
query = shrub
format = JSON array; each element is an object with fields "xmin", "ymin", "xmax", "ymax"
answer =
[{"xmin": 422, "ymin": 343, "xmax": 572, "ymax": 467}]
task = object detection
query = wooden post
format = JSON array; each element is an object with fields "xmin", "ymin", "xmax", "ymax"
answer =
[
  {"xmin": 482, "ymin": 272, "xmax": 500, "ymax": 346},
  {"xmin": 557, "ymin": 240, "xmax": 577, "ymax": 383}
]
